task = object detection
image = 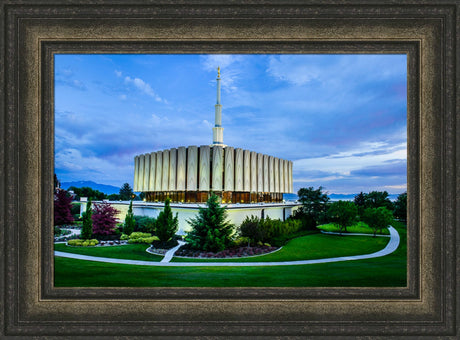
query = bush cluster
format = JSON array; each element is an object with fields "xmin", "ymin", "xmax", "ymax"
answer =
[
  {"xmin": 133, "ymin": 215, "xmax": 156, "ymax": 233},
  {"xmin": 67, "ymin": 239, "xmax": 99, "ymax": 247},
  {"xmin": 239, "ymin": 216, "xmax": 302, "ymax": 246},
  {"xmin": 126, "ymin": 232, "xmax": 159, "ymax": 244}
]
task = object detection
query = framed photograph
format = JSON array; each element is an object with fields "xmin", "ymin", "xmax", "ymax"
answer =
[{"xmin": 1, "ymin": 1, "xmax": 458, "ymax": 338}]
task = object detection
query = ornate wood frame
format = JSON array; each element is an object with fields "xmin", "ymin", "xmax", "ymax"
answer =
[{"xmin": 1, "ymin": 1, "xmax": 458, "ymax": 337}]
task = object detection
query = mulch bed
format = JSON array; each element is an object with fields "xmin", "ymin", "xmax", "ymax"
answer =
[{"xmin": 174, "ymin": 245, "xmax": 279, "ymax": 259}]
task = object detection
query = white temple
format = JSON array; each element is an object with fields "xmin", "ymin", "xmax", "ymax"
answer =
[{"xmin": 132, "ymin": 68, "xmax": 293, "ymax": 204}]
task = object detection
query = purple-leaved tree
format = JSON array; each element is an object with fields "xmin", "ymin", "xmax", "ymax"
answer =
[
  {"xmin": 92, "ymin": 202, "xmax": 119, "ymax": 238},
  {"xmin": 54, "ymin": 189, "xmax": 74, "ymax": 226}
]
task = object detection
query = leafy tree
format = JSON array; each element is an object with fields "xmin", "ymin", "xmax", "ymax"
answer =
[
  {"xmin": 119, "ymin": 183, "xmax": 134, "ymax": 201},
  {"xmin": 54, "ymin": 189, "xmax": 74, "ymax": 226},
  {"xmin": 362, "ymin": 207, "xmax": 394, "ymax": 237},
  {"xmin": 123, "ymin": 200, "xmax": 135, "ymax": 236},
  {"xmin": 393, "ymin": 192, "xmax": 407, "ymax": 221},
  {"xmin": 155, "ymin": 198, "xmax": 179, "ymax": 244},
  {"xmin": 327, "ymin": 200, "xmax": 358, "ymax": 234},
  {"xmin": 81, "ymin": 198, "xmax": 93, "ymax": 239},
  {"xmin": 297, "ymin": 186, "xmax": 330, "ymax": 224},
  {"xmin": 68, "ymin": 186, "xmax": 106, "ymax": 201},
  {"xmin": 364, "ymin": 191, "xmax": 394, "ymax": 211},
  {"xmin": 92, "ymin": 202, "xmax": 119, "ymax": 238},
  {"xmin": 186, "ymin": 193, "xmax": 234, "ymax": 252}
]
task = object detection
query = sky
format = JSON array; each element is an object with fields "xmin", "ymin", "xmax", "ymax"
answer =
[{"xmin": 55, "ymin": 53, "xmax": 407, "ymax": 195}]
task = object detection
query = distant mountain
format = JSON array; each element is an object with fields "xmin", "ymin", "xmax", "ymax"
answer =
[{"xmin": 60, "ymin": 181, "xmax": 121, "ymax": 195}]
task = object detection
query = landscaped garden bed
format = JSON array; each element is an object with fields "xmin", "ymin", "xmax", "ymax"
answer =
[{"xmin": 174, "ymin": 244, "xmax": 279, "ymax": 259}]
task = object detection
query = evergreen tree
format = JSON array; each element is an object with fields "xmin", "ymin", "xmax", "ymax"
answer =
[
  {"xmin": 81, "ymin": 198, "xmax": 93, "ymax": 239},
  {"xmin": 123, "ymin": 200, "xmax": 135, "ymax": 236},
  {"xmin": 54, "ymin": 189, "xmax": 74, "ymax": 226},
  {"xmin": 186, "ymin": 193, "xmax": 234, "ymax": 252},
  {"xmin": 155, "ymin": 198, "xmax": 179, "ymax": 244},
  {"xmin": 119, "ymin": 183, "xmax": 134, "ymax": 201}
]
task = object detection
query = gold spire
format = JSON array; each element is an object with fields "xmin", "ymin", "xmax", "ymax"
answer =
[{"xmin": 217, "ymin": 66, "xmax": 220, "ymax": 78}]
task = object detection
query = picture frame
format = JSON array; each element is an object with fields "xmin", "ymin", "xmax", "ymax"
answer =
[{"xmin": 1, "ymin": 1, "xmax": 458, "ymax": 337}]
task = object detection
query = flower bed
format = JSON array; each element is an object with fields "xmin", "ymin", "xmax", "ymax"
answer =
[{"xmin": 174, "ymin": 245, "xmax": 279, "ymax": 259}]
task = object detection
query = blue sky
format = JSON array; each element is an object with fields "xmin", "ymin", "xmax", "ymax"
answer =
[{"xmin": 55, "ymin": 54, "xmax": 407, "ymax": 195}]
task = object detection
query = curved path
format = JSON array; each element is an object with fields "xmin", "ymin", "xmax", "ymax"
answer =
[{"xmin": 54, "ymin": 226, "xmax": 400, "ymax": 267}]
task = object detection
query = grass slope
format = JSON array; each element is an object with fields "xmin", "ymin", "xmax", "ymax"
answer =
[
  {"xmin": 54, "ymin": 222, "xmax": 406, "ymax": 287},
  {"xmin": 316, "ymin": 222, "xmax": 390, "ymax": 235},
  {"xmin": 172, "ymin": 234, "xmax": 389, "ymax": 262},
  {"xmin": 54, "ymin": 243, "xmax": 163, "ymax": 262}
]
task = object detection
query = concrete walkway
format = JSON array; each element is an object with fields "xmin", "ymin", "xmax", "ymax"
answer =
[
  {"xmin": 54, "ymin": 226, "xmax": 400, "ymax": 267},
  {"xmin": 160, "ymin": 241, "xmax": 186, "ymax": 263}
]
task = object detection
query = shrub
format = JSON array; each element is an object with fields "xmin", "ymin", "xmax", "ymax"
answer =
[
  {"xmin": 233, "ymin": 236, "xmax": 251, "ymax": 248},
  {"xmin": 120, "ymin": 233, "xmax": 129, "ymax": 240},
  {"xmin": 67, "ymin": 239, "xmax": 98, "ymax": 247},
  {"xmin": 127, "ymin": 236, "xmax": 159, "ymax": 244},
  {"xmin": 133, "ymin": 215, "xmax": 157, "ymax": 233},
  {"xmin": 240, "ymin": 216, "xmax": 264, "ymax": 245},
  {"xmin": 129, "ymin": 232, "xmax": 152, "ymax": 239},
  {"xmin": 289, "ymin": 209, "xmax": 317, "ymax": 230},
  {"xmin": 238, "ymin": 216, "xmax": 302, "ymax": 246}
]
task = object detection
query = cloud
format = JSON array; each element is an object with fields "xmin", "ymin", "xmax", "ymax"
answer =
[
  {"xmin": 294, "ymin": 142, "xmax": 406, "ymax": 175},
  {"xmin": 200, "ymin": 55, "xmax": 244, "ymax": 92},
  {"xmin": 115, "ymin": 70, "xmax": 122, "ymax": 77},
  {"xmin": 55, "ymin": 79, "xmax": 87, "ymax": 91},
  {"xmin": 124, "ymin": 76, "xmax": 163, "ymax": 102}
]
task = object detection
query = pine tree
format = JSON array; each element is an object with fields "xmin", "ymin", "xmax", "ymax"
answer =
[
  {"xmin": 186, "ymin": 193, "xmax": 234, "ymax": 252},
  {"xmin": 54, "ymin": 189, "xmax": 74, "ymax": 226},
  {"xmin": 123, "ymin": 200, "xmax": 135, "ymax": 236},
  {"xmin": 81, "ymin": 198, "xmax": 93, "ymax": 239},
  {"xmin": 155, "ymin": 198, "xmax": 179, "ymax": 244},
  {"xmin": 119, "ymin": 183, "xmax": 134, "ymax": 201}
]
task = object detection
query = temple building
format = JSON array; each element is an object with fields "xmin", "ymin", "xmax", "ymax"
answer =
[{"xmin": 132, "ymin": 68, "xmax": 294, "ymax": 204}]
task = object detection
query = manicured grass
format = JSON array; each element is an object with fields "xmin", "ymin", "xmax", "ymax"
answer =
[
  {"xmin": 316, "ymin": 221, "xmax": 390, "ymax": 235},
  {"xmin": 172, "ymin": 233, "xmax": 389, "ymax": 262},
  {"xmin": 54, "ymin": 222, "xmax": 406, "ymax": 287},
  {"xmin": 54, "ymin": 243, "xmax": 163, "ymax": 262}
]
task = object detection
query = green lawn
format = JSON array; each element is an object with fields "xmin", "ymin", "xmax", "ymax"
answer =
[
  {"xmin": 54, "ymin": 243, "xmax": 163, "ymax": 262},
  {"xmin": 316, "ymin": 221, "xmax": 390, "ymax": 235},
  {"xmin": 172, "ymin": 233, "xmax": 389, "ymax": 262},
  {"xmin": 54, "ymin": 222, "xmax": 406, "ymax": 287}
]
